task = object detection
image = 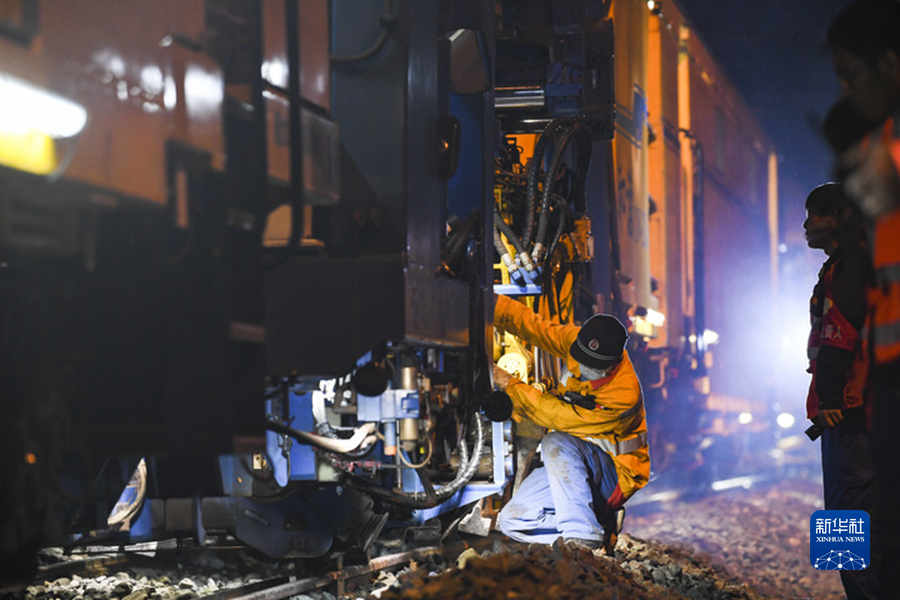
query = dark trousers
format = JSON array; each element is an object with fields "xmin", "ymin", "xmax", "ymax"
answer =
[
  {"xmin": 871, "ymin": 368, "xmax": 900, "ymax": 600},
  {"xmin": 822, "ymin": 407, "xmax": 882, "ymax": 599}
]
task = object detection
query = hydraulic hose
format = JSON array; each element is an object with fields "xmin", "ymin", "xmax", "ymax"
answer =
[
  {"xmin": 494, "ymin": 205, "xmax": 536, "ymax": 283},
  {"xmin": 523, "ymin": 118, "xmax": 568, "ymax": 249},
  {"xmin": 493, "ymin": 208, "xmax": 527, "ymax": 256},
  {"xmin": 523, "ymin": 133, "xmax": 551, "ymax": 249},
  {"xmin": 493, "ymin": 215, "xmax": 518, "ymax": 279},
  {"xmin": 533, "ymin": 122, "xmax": 592, "ymax": 264},
  {"xmin": 495, "ymin": 208, "xmax": 536, "ymax": 281},
  {"xmin": 267, "ymin": 420, "xmax": 378, "ymax": 454},
  {"xmin": 410, "ymin": 414, "xmax": 484, "ymax": 502},
  {"xmin": 346, "ymin": 415, "xmax": 485, "ymax": 509},
  {"xmin": 542, "ymin": 194, "xmax": 570, "ymax": 271}
]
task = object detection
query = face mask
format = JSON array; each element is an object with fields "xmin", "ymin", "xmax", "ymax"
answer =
[{"xmin": 579, "ymin": 363, "xmax": 610, "ymax": 381}]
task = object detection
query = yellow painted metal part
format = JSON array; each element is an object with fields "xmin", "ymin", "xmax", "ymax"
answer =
[{"xmin": 0, "ymin": 130, "xmax": 56, "ymax": 175}]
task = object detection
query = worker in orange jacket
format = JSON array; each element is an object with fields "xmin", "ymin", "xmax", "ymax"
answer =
[
  {"xmin": 828, "ymin": 0, "xmax": 900, "ymax": 593},
  {"xmin": 491, "ymin": 294, "xmax": 649, "ymax": 552}
]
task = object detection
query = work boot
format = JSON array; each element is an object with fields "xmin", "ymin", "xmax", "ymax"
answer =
[
  {"xmin": 562, "ymin": 537, "xmax": 602, "ymax": 551},
  {"xmin": 601, "ymin": 507, "xmax": 626, "ymax": 554}
]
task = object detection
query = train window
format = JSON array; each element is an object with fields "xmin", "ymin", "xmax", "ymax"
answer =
[{"xmin": 0, "ymin": 0, "xmax": 38, "ymax": 45}]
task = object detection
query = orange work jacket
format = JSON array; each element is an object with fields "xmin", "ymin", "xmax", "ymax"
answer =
[
  {"xmin": 494, "ymin": 294, "xmax": 650, "ymax": 501},
  {"xmin": 868, "ymin": 117, "xmax": 900, "ymax": 365}
]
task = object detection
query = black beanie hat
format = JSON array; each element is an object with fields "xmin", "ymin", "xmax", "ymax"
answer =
[{"xmin": 569, "ymin": 314, "xmax": 628, "ymax": 370}]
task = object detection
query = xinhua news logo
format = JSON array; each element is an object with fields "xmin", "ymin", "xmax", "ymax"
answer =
[{"xmin": 810, "ymin": 510, "xmax": 870, "ymax": 570}]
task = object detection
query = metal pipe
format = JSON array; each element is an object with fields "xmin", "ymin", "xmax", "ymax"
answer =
[
  {"xmin": 399, "ymin": 418, "xmax": 418, "ymax": 451},
  {"xmin": 494, "ymin": 85, "xmax": 546, "ymax": 110},
  {"xmin": 400, "ymin": 363, "xmax": 418, "ymax": 391},
  {"xmin": 266, "ymin": 421, "xmax": 377, "ymax": 454}
]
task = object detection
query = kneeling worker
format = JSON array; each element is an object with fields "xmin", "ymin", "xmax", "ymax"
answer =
[{"xmin": 491, "ymin": 293, "xmax": 649, "ymax": 552}]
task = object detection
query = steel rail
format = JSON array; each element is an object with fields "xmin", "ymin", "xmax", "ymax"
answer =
[{"xmin": 213, "ymin": 536, "xmax": 505, "ymax": 600}]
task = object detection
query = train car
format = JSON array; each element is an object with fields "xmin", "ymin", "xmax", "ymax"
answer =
[
  {"xmin": 0, "ymin": 0, "xmax": 779, "ymax": 574},
  {"xmin": 491, "ymin": 0, "xmax": 780, "ymax": 482},
  {"xmin": 644, "ymin": 1, "xmax": 782, "ymax": 479}
]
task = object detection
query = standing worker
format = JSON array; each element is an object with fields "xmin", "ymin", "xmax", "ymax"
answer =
[
  {"xmin": 827, "ymin": 1, "xmax": 900, "ymax": 593},
  {"xmin": 491, "ymin": 293, "xmax": 649, "ymax": 553},
  {"xmin": 804, "ymin": 183, "xmax": 881, "ymax": 599}
]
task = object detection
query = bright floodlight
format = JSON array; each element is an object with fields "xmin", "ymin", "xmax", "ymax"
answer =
[
  {"xmin": 645, "ymin": 308, "xmax": 666, "ymax": 327},
  {"xmin": 738, "ymin": 412, "xmax": 753, "ymax": 425},
  {"xmin": 777, "ymin": 412, "xmax": 796, "ymax": 429},
  {"xmin": 0, "ymin": 72, "xmax": 88, "ymax": 138}
]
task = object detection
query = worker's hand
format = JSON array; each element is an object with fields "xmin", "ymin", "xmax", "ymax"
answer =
[
  {"xmin": 492, "ymin": 362, "xmax": 513, "ymax": 389},
  {"xmin": 819, "ymin": 408, "xmax": 844, "ymax": 428}
]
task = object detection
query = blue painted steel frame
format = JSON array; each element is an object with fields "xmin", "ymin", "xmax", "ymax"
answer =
[{"xmin": 411, "ymin": 419, "xmax": 511, "ymax": 522}]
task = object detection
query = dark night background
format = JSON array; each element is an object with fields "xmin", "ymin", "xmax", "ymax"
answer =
[{"xmin": 677, "ymin": 0, "xmax": 851, "ymax": 205}]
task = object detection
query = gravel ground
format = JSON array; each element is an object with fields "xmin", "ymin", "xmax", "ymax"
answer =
[
  {"xmin": 369, "ymin": 477, "xmax": 846, "ymax": 600},
  {"xmin": 625, "ymin": 478, "xmax": 844, "ymax": 600},
  {"xmin": 1, "ymin": 548, "xmax": 303, "ymax": 600},
  {"xmin": 369, "ymin": 536, "xmax": 771, "ymax": 600},
  {"xmin": 1, "ymin": 478, "xmax": 844, "ymax": 600}
]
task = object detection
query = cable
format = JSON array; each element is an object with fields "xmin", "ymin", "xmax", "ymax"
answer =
[
  {"xmin": 330, "ymin": 0, "xmax": 395, "ymax": 65},
  {"xmin": 533, "ymin": 121, "xmax": 591, "ymax": 264},
  {"xmin": 397, "ymin": 437, "xmax": 434, "ymax": 469}
]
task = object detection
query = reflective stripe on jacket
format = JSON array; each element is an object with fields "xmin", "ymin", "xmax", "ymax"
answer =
[
  {"xmin": 872, "ymin": 209, "xmax": 900, "ymax": 364},
  {"xmin": 867, "ymin": 117, "xmax": 900, "ymax": 365},
  {"xmin": 494, "ymin": 294, "xmax": 650, "ymax": 500}
]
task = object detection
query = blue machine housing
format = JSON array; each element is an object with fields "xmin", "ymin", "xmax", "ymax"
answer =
[{"xmin": 266, "ymin": 392, "xmax": 318, "ymax": 485}]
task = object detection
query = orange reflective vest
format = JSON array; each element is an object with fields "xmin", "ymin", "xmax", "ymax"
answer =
[
  {"xmin": 494, "ymin": 294, "xmax": 650, "ymax": 500},
  {"xmin": 869, "ymin": 117, "xmax": 900, "ymax": 365}
]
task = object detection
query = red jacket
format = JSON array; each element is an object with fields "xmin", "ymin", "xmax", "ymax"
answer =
[{"xmin": 806, "ymin": 246, "xmax": 870, "ymax": 419}]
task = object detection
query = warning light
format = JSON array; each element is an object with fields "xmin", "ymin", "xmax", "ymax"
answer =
[{"xmin": 24, "ymin": 452, "xmax": 37, "ymax": 465}]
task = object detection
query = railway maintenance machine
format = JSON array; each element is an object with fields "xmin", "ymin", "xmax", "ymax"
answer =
[{"xmin": 0, "ymin": 0, "xmax": 780, "ymax": 573}]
